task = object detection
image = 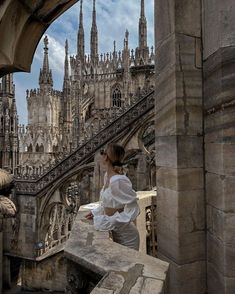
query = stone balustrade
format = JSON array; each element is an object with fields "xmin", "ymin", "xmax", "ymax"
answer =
[
  {"xmin": 64, "ymin": 195, "xmax": 169, "ymax": 294},
  {"xmin": 14, "ymin": 90, "xmax": 154, "ymax": 190}
]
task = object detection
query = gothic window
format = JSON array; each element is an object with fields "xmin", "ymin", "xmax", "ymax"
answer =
[
  {"xmin": 68, "ymin": 218, "xmax": 72, "ymax": 231},
  {"xmin": 35, "ymin": 144, "xmax": 40, "ymax": 152},
  {"xmin": 0, "ymin": 117, "xmax": 3, "ymax": 132},
  {"xmin": 90, "ymin": 66, "xmax": 94, "ymax": 78},
  {"xmin": 140, "ymin": 57, "xmax": 144, "ymax": 65},
  {"xmin": 39, "ymin": 144, "xmax": 44, "ymax": 152},
  {"xmin": 27, "ymin": 144, "xmax": 33, "ymax": 152},
  {"xmin": 10, "ymin": 117, "xmax": 13, "ymax": 132},
  {"xmin": 85, "ymin": 103, "xmax": 94, "ymax": 121},
  {"xmin": 112, "ymin": 87, "xmax": 122, "ymax": 107},
  {"xmin": 61, "ymin": 223, "xmax": 66, "ymax": 236},
  {"xmin": 53, "ymin": 145, "xmax": 58, "ymax": 153}
]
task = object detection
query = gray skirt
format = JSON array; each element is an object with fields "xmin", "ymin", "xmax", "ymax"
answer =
[{"xmin": 111, "ymin": 222, "xmax": 140, "ymax": 251}]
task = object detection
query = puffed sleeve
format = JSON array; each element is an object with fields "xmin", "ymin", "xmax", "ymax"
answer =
[
  {"xmin": 91, "ymin": 202, "xmax": 104, "ymax": 216},
  {"xmin": 93, "ymin": 177, "xmax": 140, "ymax": 231}
]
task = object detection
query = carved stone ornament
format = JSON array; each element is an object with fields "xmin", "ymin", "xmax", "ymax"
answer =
[{"xmin": 15, "ymin": 90, "xmax": 154, "ymax": 195}]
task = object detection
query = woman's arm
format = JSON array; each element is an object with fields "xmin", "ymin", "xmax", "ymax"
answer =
[{"xmin": 93, "ymin": 178, "xmax": 140, "ymax": 231}]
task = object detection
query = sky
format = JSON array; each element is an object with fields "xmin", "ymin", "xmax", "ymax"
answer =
[{"xmin": 14, "ymin": 0, "xmax": 154, "ymax": 125}]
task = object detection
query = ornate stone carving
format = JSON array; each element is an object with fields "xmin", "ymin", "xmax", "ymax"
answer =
[
  {"xmin": 15, "ymin": 91, "xmax": 154, "ymax": 195},
  {"xmin": 146, "ymin": 204, "xmax": 157, "ymax": 257}
]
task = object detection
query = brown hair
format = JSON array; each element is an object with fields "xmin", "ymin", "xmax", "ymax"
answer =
[{"xmin": 106, "ymin": 143, "xmax": 125, "ymax": 174}]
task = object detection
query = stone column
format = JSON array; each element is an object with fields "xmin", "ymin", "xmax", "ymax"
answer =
[
  {"xmin": 155, "ymin": 1, "xmax": 205, "ymax": 293},
  {"xmin": 203, "ymin": 1, "xmax": 235, "ymax": 293},
  {"xmin": 136, "ymin": 152, "xmax": 147, "ymax": 191}
]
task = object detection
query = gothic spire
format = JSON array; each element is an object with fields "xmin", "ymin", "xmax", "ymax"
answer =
[
  {"xmin": 63, "ymin": 39, "xmax": 70, "ymax": 91},
  {"xmin": 77, "ymin": 0, "xmax": 85, "ymax": 62},
  {"xmin": 141, "ymin": 0, "xmax": 145, "ymax": 17},
  {"xmin": 39, "ymin": 36, "xmax": 53, "ymax": 88},
  {"xmin": 124, "ymin": 30, "xmax": 129, "ymax": 50},
  {"xmin": 1, "ymin": 74, "xmax": 14, "ymax": 94},
  {"xmin": 139, "ymin": 0, "xmax": 147, "ymax": 50},
  {"xmin": 90, "ymin": 0, "xmax": 98, "ymax": 64}
]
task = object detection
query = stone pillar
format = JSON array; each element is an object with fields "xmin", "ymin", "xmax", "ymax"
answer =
[
  {"xmin": 203, "ymin": 1, "xmax": 235, "ymax": 293},
  {"xmin": 136, "ymin": 152, "xmax": 147, "ymax": 191},
  {"xmin": 155, "ymin": 0, "xmax": 205, "ymax": 293}
]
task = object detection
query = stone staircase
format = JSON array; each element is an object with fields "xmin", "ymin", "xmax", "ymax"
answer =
[{"xmin": 14, "ymin": 90, "xmax": 154, "ymax": 195}]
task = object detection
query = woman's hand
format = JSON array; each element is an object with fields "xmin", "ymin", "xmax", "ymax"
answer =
[{"xmin": 85, "ymin": 211, "xmax": 93, "ymax": 220}]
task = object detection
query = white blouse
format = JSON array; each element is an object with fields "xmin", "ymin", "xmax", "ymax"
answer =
[{"xmin": 91, "ymin": 174, "xmax": 140, "ymax": 231}]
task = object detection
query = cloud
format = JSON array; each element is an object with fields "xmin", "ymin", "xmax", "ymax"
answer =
[{"xmin": 14, "ymin": 0, "xmax": 154, "ymax": 124}]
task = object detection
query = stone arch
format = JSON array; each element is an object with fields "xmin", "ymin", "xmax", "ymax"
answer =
[
  {"xmin": 0, "ymin": 1, "xmax": 215, "ymax": 293},
  {"xmin": 38, "ymin": 163, "xmax": 94, "ymax": 225},
  {"xmin": 121, "ymin": 112, "xmax": 155, "ymax": 152},
  {"xmin": 40, "ymin": 201, "xmax": 71, "ymax": 248},
  {"xmin": 0, "ymin": 0, "xmax": 78, "ymax": 77}
]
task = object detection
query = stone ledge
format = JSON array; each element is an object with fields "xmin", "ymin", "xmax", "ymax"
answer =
[{"xmin": 64, "ymin": 202, "xmax": 169, "ymax": 294}]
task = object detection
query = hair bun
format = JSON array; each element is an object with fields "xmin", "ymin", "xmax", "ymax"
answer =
[{"xmin": 112, "ymin": 161, "xmax": 124, "ymax": 167}]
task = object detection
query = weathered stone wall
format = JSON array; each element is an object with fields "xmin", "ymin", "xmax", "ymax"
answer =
[
  {"xmin": 3, "ymin": 195, "xmax": 37, "ymax": 259},
  {"xmin": 155, "ymin": 0, "xmax": 205, "ymax": 293},
  {"xmin": 203, "ymin": 1, "xmax": 235, "ymax": 293},
  {"xmin": 21, "ymin": 252, "xmax": 66, "ymax": 292}
]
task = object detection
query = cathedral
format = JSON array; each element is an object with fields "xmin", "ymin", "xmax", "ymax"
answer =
[
  {"xmin": 19, "ymin": 0, "xmax": 155, "ymax": 167},
  {"xmin": 0, "ymin": 74, "xmax": 19, "ymax": 171}
]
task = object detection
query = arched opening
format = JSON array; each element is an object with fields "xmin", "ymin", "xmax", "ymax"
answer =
[
  {"xmin": 35, "ymin": 144, "xmax": 40, "ymax": 152},
  {"xmin": 85, "ymin": 103, "xmax": 94, "ymax": 121},
  {"xmin": 0, "ymin": 116, "xmax": 3, "ymax": 132},
  {"xmin": 112, "ymin": 86, "xmax": 122, "ymax": 107},
  {"xmin": 39, "ymin": 144, "xmax": 44, "ymax": 153},
  {"xmin": 53, "ymin": 145, "xmax": 58, "ymax": 153},
  {"xmin": 27, "ymin": 144, "xmax": 33, "ymax": 153}
]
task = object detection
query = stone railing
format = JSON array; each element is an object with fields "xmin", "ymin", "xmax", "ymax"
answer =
[
  {"xmin": 15, "ymin": 90, "xmax": 154, "ymax": 195},
  {"xmin": 64, "ymin": 193, "xmax": 169, "ymax": 294},
  {"xmin": 81, "ymin": 89, "xmax": 153, "ymax": 144}
]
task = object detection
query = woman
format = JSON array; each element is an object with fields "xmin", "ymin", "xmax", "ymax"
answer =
[{"xmin": 86, "ymin": 143, "xmax": 140, "ymax": 250}]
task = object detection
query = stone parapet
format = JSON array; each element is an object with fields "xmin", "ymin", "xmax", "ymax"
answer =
[{"xmin": 64, "ymin": 200, "xmax": 169, "ymax": 294}]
